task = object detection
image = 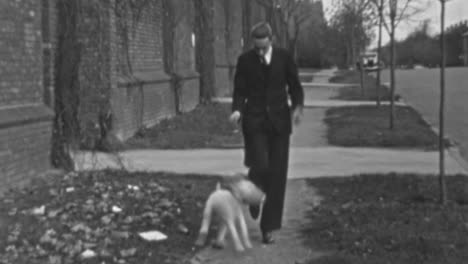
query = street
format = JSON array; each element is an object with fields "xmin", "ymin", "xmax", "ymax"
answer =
[{"xmin": 382, "ymin": 67, "xmax": 468, "ymax": 162}]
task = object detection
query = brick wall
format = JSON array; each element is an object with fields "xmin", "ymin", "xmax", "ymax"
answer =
[
  {"xmin": 0, "ymin": 116, "xmax": 52, "ymax": 187},
  {"xmin": 41, "ymin": 0, "xmax": 57, "ymax": 108},
  {"xmin": 213, "ymin": 0, "xmax": 244, "ymax": 97},
  {"xmin": 163, "ymin": 0, "xmax": 199, "ymax": 113},
  {"xmin": 73, "ymin": 0, "xmax": 177, "ymax": 142},
  {"xmin": 77, "ymin": 0, "xmax": 113, "ymax": 145},
  {"xmin": 111, "ymin": 0, "xmax": 174, "ymax": 140},
  {"xmin": 0, "ymin": 1, "xmax": 42, "ymax": 106},
  {"xmin": 0, "ymin": 0, "xmax": 54, "ymax": 189}
]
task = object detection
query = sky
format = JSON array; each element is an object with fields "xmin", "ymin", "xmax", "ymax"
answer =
[{"xmin": 321, "ymin": 0, "xmax": 468, "ymax": 47}]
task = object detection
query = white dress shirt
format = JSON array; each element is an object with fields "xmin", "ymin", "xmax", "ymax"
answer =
[{"xmin": 263, "ymin": 46, "xmax": 272, "ymax": 65}]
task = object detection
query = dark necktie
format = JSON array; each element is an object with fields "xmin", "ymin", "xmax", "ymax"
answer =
[{"xmin": 259, "ymin": 55, "xmax": 266, "ymax": 65}]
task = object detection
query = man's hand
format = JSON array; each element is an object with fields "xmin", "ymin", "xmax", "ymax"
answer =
[
  {"xmin": 292, "ymin": 106, "xmax": 303, "ymax": 126},
  {"xmin": 229, "ymin": 111, "xmax": 241, "ymax": 124}
]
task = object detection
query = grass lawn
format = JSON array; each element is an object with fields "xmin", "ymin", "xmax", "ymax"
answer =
[
  {"xmin": 124, "ymin": 103, "xmax": 243, "ymax": 150},
  {"xmin": 329, "ymin": 70, "xmax": 399, "ymax": 102},
  {"xmin": 329, "ymin": 70, "xmax": 369, "ymax": 84},
  {"xmin": 300, "ymin": 75, "xmax": 315, "ymax": 82},
  {"xmin": 302, "ymin": 173, "xmax": 468, "ymax": 264},
  {"xmin": 324, "ymin": 105, "xmax": 448, "ymax": 149},
  {"xmin": 299, "ymin": 68, "xmax": 321, "ymax": 82},
  {"xmin": 0, "ymin": 170, "xmax": 220, "ymax": 264}
]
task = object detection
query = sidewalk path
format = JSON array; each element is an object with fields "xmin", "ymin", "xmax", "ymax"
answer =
[{"xmin": 73, "ymin": 147, "xmax": 467, "ymax": 177}]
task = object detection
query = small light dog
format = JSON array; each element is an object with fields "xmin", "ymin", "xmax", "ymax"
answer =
[{"xmin": 195, "ymin": 175, "xmax": 265, "ymax": 252}]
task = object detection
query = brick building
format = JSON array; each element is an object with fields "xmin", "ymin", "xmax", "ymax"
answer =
[
  {"xmin": 1, "ymin": 0, "xmax": 275, "ymax": 189},
  {"xmin": 59, "ymin": 0, "xmax": 268, "ymax": 145},
  {"xmin": 0, "ymin": 0, "xmax": 55, "ymax": 187},
  {"xmin": 59, "ymin": 0, "xmax": 198, "ymax": 144}
]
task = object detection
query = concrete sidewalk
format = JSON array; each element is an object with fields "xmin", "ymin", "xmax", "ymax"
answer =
[
  {"xmin": 302, "ymin": 82, "xmax": 355, "ymax": 88},
  {"xmin": 212, "ymin": 97, "xmax": 407, "ymax": 108},
  {"xmin": 73, "ymin": 147, "xmax": 467, "ymax": 177}
]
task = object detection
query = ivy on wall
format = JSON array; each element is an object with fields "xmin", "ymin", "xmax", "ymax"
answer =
[{"xmin": 52, "ymin": 0, "xmax": 152, "ymax": 170}]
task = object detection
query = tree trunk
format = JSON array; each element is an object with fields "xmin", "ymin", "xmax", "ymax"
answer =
[
  {"xmin": 346, "ymin": 42, "xmax": 352, "ymax": 68},
  {"xmin": 52, "ymin": 0, "xmax": 81, "ymax": 171},
  {"xmin": 241, "ymin": 0, "xmax": 251, "ymax": 51},
  {"xmin": 439, "ymin": 0, "xmax": 447, "ymax": 204},
  {"xmin": 194, "ymin": 0, "xmax": 216, "ymax": 103},
  {"xmin": 376, "ymin": 0, "xmax": 383, "ymax": 107},
  {"xmin": 389, "ymin": 21, "xmax": 396, "ymax": 130},
  {"xmin": 162, "ymin": 0, "xmax": 181, "ymax": 114},
  {"xmin": 289, "ymin": 19, "xmax": 302, "ymax": 61},
  {"xmin": 360, "ymin": 56, "xmax": 365, "ymax": 96}
]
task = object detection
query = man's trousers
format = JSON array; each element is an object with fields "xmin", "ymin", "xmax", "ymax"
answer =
[{"xmin": 243, "ymin": 118, "xmax": 290, "ymax": 232}]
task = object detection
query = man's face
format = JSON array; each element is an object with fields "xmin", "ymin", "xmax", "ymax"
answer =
[{"xmin": 253, "ymin": 37, "xmax": 272, "ymax": 56}]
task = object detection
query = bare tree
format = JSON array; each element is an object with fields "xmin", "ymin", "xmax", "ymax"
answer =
[
  {"xmin": 162, "ymin": 0, "xmax": 190, "ymax": 114},
  {"xmin": 375, "ymin": 0, "xmax": 384, "ymax": 107},
  {"xmin": 376, "ymin": 0, "xmax": 428, "ymax": 129},
  {"xmin": 438, "ymin": 0, "xmax": 450, "ymax": 205},
  {"xmin": 288, "ymin": 1, "xmax": 314, "ymax": 60},
  {"xmin": 193, "ymin": 0, "xmax": 216, "ymax": 103},
  {"xmin": 329, "ymin": 0, "xmax": 376, "ymax": 67},
  {"xmin": 255, "ymin": 0, "xmax": 313, "ymax": 58},
  {"xmin": 388, "ymin": 0, "xmax": 397, "ymax": 129}
]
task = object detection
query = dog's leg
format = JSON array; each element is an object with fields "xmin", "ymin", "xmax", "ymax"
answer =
[
  {"xmin": 195, "ymin": 198, "xmax": 213, "ymax": 246},
  {"xmin": 227, "ymin": 219, "xmax": 245, "ymax": 252},
  {"xmin": 212, "ymin": 224, "xmax": 227, "ymax": 249},
  {"xmin": 237, "ymin": 210, "xmax": 252, "ymax": 249}
]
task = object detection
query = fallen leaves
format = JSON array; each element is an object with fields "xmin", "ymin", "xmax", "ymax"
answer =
[{"xmin": 0, "ymin": 171, "xmax": 193, "ymax": 264}]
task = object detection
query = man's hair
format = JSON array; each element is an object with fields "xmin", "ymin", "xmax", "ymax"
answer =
[{"xmin": 250, "ymin": 22, "xmax": 272, "ymax": 39}]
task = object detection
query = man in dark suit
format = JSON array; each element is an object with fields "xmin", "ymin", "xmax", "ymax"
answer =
[{"xmin": 230, "ymin": 22, "xmax": 304, "ymax": 244}]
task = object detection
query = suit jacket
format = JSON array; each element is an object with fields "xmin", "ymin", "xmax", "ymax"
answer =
[{"xmin": 232, "ymin": 47, "xmax": 304, "ymax": 135}]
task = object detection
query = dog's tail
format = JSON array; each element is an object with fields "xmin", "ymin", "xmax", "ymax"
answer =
[{"xmin": 215, "ymin": 181, "xmax": 221, "ymax": 190}]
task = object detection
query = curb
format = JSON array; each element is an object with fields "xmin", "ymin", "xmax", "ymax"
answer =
[
  {"xmin": 302, "ymin": 82, "xmax": 355, "ymax": 88},
  {"xmin": 448, "ymin": 147, "xmax": 468, "ymax": 173},
  {"xmin": 416, "ymin": 112, "xmax": 468, "ymax": 174},
  {"xmin": 211, "ymin": 143, "xmax": 244, "ymax": 149}
]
